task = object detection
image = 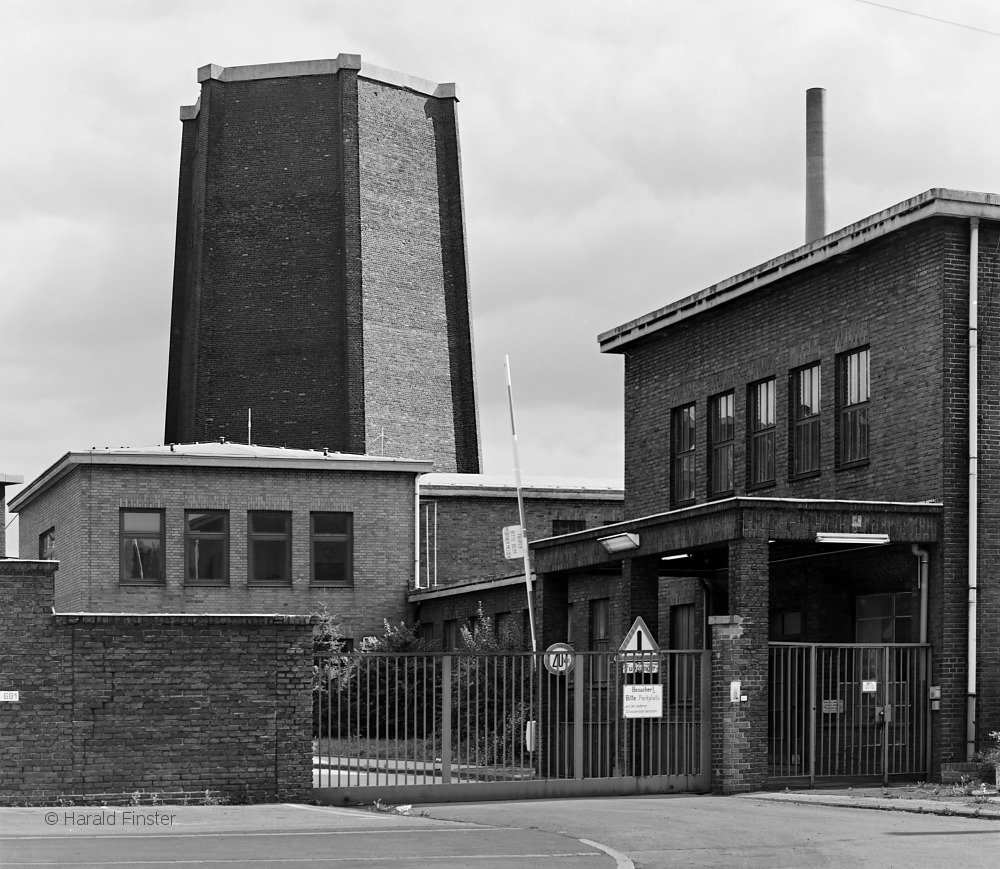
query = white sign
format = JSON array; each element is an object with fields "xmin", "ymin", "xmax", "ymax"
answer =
[
  {"xmin": 822, "ymin": 699, "xmax": 845, "ymax": 714},
  {"xmin": 730, "ymin": 681, "xmax": 741, "ymax": 703},
  {"xmin": 502, "ymin": 525, "xmax": 526, "ymax": 560},
  {"xmin": 1, "ymin": 691, "xmax": 19, "ymax": 702},
  {"xmin": 544, "ymin": 643, "xmax": 575, "ymax": 675},
  {"xmin": 861, "ymin": 680, "xmax": 878, "ymax": 694},
  {"xmin": 623, "ymin": 685, "xmax": 663, "ymax": 718},
  {"xmin": 621, "ymin": 658, "xmax": 659, "ymax": 675}
]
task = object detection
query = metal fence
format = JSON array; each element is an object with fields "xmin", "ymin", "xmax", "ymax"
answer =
[
  {"xmin": 769, "ymin": 643, "xmax": 931, "ymax": 785},
  {"xmin": 313, "ymin": 650, "xmax": 710, "ymax": 802}
]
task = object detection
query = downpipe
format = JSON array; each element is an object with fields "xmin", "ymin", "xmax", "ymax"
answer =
[{"xmin": 968, "ymin": 218, "xmax": 979, "ymax": 762}]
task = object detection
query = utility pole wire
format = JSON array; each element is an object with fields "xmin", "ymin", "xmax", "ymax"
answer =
[{"xmin": 853, "ymin": 0, "xmax": 1000, "ymax": 38}]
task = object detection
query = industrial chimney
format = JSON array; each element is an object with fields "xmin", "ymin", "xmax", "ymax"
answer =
[{"xmin": 805, "ymin": 87, "xmax": 827, "ymax": 243}]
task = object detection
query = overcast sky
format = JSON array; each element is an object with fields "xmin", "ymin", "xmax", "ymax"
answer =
[{"xmin": 4, "ymin": 0, "xmax": 1000, "ymax": 554}]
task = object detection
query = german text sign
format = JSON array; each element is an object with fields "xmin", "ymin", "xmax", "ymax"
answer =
[
  {"xmin": 502, "ymin": 525, "xmax": 526, "ymax": 560},
  {"xmin": 623, "ymin": 684, "xmax": 663, "ymax": 718}
]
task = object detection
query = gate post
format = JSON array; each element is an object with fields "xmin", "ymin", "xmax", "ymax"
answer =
[{"xmin": 710, "ymin": 536, "xmax": 769, "ymax": 794}]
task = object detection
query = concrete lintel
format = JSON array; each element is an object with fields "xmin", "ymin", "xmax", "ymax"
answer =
[{"xmin": 708, "ymin": 615, "xmax": 743, "ymax": 626}]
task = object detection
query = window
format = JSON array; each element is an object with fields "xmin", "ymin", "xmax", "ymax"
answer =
[
  {"xmin": 671, "ymin": 403, "xmax": 696, "ymax": 503},
  {"xmin": 311, "ymin": 512, "xmax": 353, "ymax": 586},
  {"xmin": 566, "ymin": 601, "xmax": 575, "ymax": 645},
  {"xmin": 770, "ymin": 610, "xmax": 803, "ymax": 640},
  {"xmin": 669, "ymin": 603, "xmax": 697, "ymax": 649},
  {"xmin": 709, "ymin": 391, "xmax": 735, "ymax": 496},
  {"xmin": 590, "ymin": 598, "xmax": 611, "ymax": 681},
  {"xmin": 839, "ymin": 348, "xmax": 870, "ymax": 466},
  {"xmin": 791, "ymin": 364, "xmax": 821, "ymax": 477},
  {"xmin": 749, "ymin": 378, "xmax": 776, "ymax": 487},
  {"xmin": 443, "ymin": 619, "xmax": 458, "ymax": 651},
  {"xmin": 248, "ymin": 511, "xmax": 291, "ymax": 585},
  {"xmin": 552, "ymin": 518, "xmax": 586, "ymax": 536},
  {"xmin": 185, "ymin": 511, "xmax": 229, "ymax": 585},
  {"xmin": 38, "ymin": 527, "xmax": 55, "ymax": 560},
  {"xmin": 856, "ymin": 592, "xmax": 911, "ymax": 643},
  {"xmin": 120, "ymin": 509, "xmax": 164, "ymax": 584}
]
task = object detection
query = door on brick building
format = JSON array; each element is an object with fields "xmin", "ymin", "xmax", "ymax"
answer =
[{"xmin": 768, "ymin": 642, "xmax": 931, "ymax": 785}]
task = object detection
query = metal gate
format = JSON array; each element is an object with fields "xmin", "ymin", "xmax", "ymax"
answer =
[
  {"xmin": 313, "ymin": 649, "xmax": 710, "ymax": 804},
  {"xmin": 768, "ymin": 643, "xmax": 931, "ymax": 785}
]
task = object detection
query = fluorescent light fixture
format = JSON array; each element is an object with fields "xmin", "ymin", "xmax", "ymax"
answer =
[
  {"xmin": 815, "ymin": 532, "xmax": 890, "ymax": 545},
  {"xmin": 661, "ymin": 553, "xmax": 690, "ymax": 561},
  {"xmin": 598, "ymin": 532, "xmax": 640, "ymax": 553}
]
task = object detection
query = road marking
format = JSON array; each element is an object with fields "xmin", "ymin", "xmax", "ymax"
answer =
[{"xmin": 580, "ymin": 837, "xmax": 635, "ymax": 869}]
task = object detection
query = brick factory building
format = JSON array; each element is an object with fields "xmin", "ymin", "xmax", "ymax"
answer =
[
  {"xmin": 9, "ymin": 443, "xmax": 431, "ymax": 643},
  {"xmin": 529, "ymin": 189, "xmax": 1000, "ymax": 791},
  {"xmin": 164, "ymin": 56, "xmax": 480, "ymax": 473}
]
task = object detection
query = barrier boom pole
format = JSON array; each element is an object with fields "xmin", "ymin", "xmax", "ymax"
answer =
[{"xmin": 506, "ymin": 355, "xmax": 538, "ymax": 653}]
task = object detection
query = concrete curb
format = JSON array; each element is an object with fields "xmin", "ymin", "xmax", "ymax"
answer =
[{"xmin": 736, "ymin": 791, "xmax": 1000, "ymax": 820}]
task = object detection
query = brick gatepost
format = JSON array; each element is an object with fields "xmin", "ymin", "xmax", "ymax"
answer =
[{"xmin": 710, "ymin": 537, "xmax": 769, "ymax": 793}]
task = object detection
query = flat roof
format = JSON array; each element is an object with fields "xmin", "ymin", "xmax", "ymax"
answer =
[
  {"xmin": 181, "ymin": 54, "xmax": 457, "ymax": 120},
  {"xmin": 10, "ymin": 443, "xmax": 433, "ymax": 511},
  {"xmin": 599, "ymin": 188, "xmax": 1000, "ymax": 353},
  {"xmin": 1, "ymin": 473, "xmax": 23, "ymax": 486},
  {"xmin": 419, "ymin": 473, "xmax": 624, "ymax": 500}
]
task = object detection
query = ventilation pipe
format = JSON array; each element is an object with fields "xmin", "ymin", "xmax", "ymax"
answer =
[
  {"xmin": 968, "ymin": 217, "xmax": 980, "ymax": 761},
  {"xmin": 805, "ymin": 88, "xmax": 827, "ymax": 243}
]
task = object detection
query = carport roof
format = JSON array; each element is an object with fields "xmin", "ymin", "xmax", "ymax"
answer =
[{"xmin": 530, "ymin": 496, "xmax": 942, "ymax": 575}]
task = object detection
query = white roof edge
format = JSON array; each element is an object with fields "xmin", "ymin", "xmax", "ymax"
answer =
[
  {"xmin": 410, "ymin": 574, "xmax": 528, "ymax": 601},
  {"xmin": 599, "ymin": 189, "xmax": 1000, "ymax": 352},
  {"xmin": 1, "ymin": 473, "xmax": 23, "ymax": 485},
  {"xmin": 52, "ymin": 611, "xmax": 312, "ymax": 619},
  {"xmin": 10, "ymin": 447, "xmax": 432, "ymax": 511}
]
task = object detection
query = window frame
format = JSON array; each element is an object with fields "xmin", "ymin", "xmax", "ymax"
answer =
[
  {"xmin": 38, "ymin": 527, "xmax": 56, "ymax": 560},
  {"xmin": 590, "ymin": 598, "xmax": 611, "ymax": 682},
  {"xmin": 708, "ymin": 390, "xmax": 735, "ymax": 497},
  {"xmin": 247, "ymin": 510, "xmax": 292, "ymax": 586},
  {"xmin": 671, "ymin": 403, "xmax": 697, "ymax": 504},
  {"xmin": 790, "ymin": 363, "xmax": 822, "ymax": 479},
  {"xmin": 310, "ymin": 511, "xmax": 354, "ymax": 587},
  {"xmin": 119, "ymin": 508, "xmax": 165, "ymax": 586},
  {"xmin": 184, "ymin": 510, "xmax": 230, "ymax": 586},
  {"xmin": 838, "ymin": 347, "xmax": 870, "ymax": 468},
  {"xmin": 748, "ymin": 377, "xmax": 776, "ymax": 488}
]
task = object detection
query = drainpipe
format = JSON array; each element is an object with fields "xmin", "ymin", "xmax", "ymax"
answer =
[
  {"xmin": 968, "ymin": 218, "xmax": 980, "ymax": 762},
  {"xmin": 911, "ymin": 545, "xmax": 928, "ymax": 644},
  {"xmin": 414, "ymin": 476, "xmax": 422, "ymax": 590}
]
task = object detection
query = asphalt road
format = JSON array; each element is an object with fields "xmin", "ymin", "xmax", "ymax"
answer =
[{"xmin": 3, "ymin": 794, "xmax": 1000, "ymax": 868}]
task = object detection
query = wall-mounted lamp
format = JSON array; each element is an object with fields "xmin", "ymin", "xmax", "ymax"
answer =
[
  {"xmin": 598, "ymin": 532, "xmax": 640, "ymax": 554},
  {"xmin": 814, "ymin": 532, "xmax": 890, "ymax": 545}
]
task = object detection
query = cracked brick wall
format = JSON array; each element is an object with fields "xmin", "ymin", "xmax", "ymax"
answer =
[{"xmin": 0, "ymin": 562, "xmax": 314, "ymax": 803}]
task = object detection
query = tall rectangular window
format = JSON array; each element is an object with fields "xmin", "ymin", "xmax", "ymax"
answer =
[
  {"xmin": 709, "ymin": 391, "xmax": 735, "ymax": 496},
  {"xmin": 185, "ymin": 510, "xmax": 229, "ymax": 585},
  {"xmin": 248, "ymin": 511, "xmax": 291, "ymax": 585},
  {"xmin": 749, "ymin": 378, "xmax": 776, "ymax": 487},
  {"xmin": 311, "ymin": 512, "xmax": 353, "ymax": 586},
  {"xmin": 792, "ymin": 364, "xmax": 821, "ymax": 477},
  {"xmin": 856, "ymin": 592, "xmax": 910, "ymax": 643},
  {"xmin": 120, "ymin": 509, "xmax": 164, "ymax": 584},
  {"xmin": 671, "ymin": 403, "xmax": 696, "ymax": 503},
  {"xmin": 38, "ymin": 527, "xmax": 55, "ymax": 560},
  {"xmin": 839, "ymin": 348, "xmax": 870, "ymax": 466},
  {"xmin": 590, "ymin": 598, "xmax": 611, "ymax": 681}
]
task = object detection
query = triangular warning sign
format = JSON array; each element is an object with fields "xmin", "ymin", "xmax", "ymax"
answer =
[{"xmin": 618, "ymin": 616, "xmax": 659, "ymax": 653}]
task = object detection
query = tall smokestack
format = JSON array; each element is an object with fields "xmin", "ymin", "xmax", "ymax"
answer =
[{"xmin": 805, "ymin": 87, "xmax": 827, "ymax": 243}]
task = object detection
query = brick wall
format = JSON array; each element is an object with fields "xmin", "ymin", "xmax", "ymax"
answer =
[
  {"xmin": 15, "ymin": 462, "xmax": 418, "ymax": 642},
  {"xmin": 0, "ymin": 561, "xmax": 313, "ymax": 803},
  {"xmin": 419, "ymin": 491, "xmax": 623, "ymax": 588}
]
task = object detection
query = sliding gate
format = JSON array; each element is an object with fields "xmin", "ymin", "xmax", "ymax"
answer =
[
  {"xmin": 314, "ymin": 650, "xmax": 710, "ymax": 804},
  {"xmin": 769, "ymin": 643, "xmax": 931, "ymax": 785}
]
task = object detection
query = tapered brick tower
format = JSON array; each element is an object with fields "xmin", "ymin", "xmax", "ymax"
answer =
[{"xmin": 164, "ymin": 56, "xmax": 481, "ymax": 473}]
